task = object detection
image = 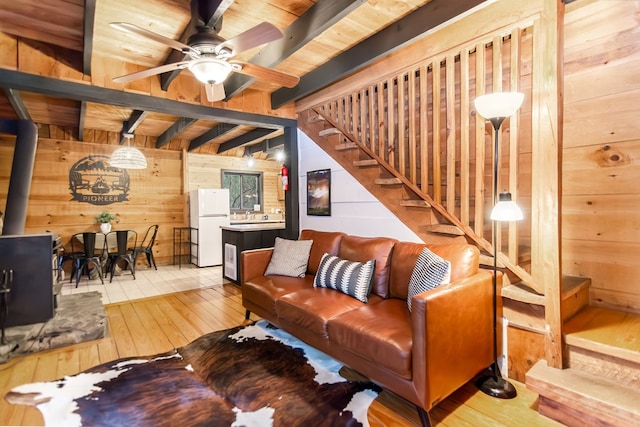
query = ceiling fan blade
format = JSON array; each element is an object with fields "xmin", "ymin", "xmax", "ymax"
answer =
[
  {"xmin": 110, "ymin": 22, "xmax": 199, "ymax": 56},
  {"xmin": 205, "ymin": 83, "xmax": 226, "ymax": 102},
  {"xmin": 113, "ymin": 61, "xmax": 190, "ymax": 83},
  {"xmin": 231, "ymin": 61, "xmax": 300, "ymax": 88},
  {"xmin": 219, "ymin": 22, "xmax": 283, "ymax": 56}
]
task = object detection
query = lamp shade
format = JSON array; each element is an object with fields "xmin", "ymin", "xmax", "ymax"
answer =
[
  {"xmin": 474, "ymin": 92, "xmax": 524, "ymax": 119},
  {"xmin": 188, "ymin": 58, "xmax": 233, "ymax": 84},
  {"xmin": 110, "ymin": 146, "xmax": 147, "ymax": 169},
  {"xmin": 490, "ymin": 192, "xmax": 523, "ymax": 221}
]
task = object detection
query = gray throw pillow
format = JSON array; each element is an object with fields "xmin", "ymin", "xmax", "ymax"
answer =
[
  {"xmin": 265, "ymin": 237, "xmax": 313, "ymax": 278},
  {"xmin": 407, "ymin": 248, "xmax": 451, "ymax": 312},
  {"xmin": 313, "ymin": 253, "xmax": 376, "ymax": 303}
]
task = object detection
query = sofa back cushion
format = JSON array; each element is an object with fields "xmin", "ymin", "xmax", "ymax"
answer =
[
  {"xmin": 389, "ymin": 242, "xmax": 480, "ymax": 299},
  {"xmin": 300, "ymin": 229, "xmax": 346, "ymax": 275},
  {"xmin": 338, "ymin": 235, "xmax": 397, "ymax": 299}
]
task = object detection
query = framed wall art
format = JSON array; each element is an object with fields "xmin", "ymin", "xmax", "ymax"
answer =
[{"xmin": 306, "ymin": 169, "xmax": 331, "ymax": 216}]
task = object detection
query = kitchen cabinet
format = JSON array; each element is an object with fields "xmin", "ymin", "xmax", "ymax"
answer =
[{"xmin": 221, "ymin": 223, "xmax": 285, "ymax": 285}]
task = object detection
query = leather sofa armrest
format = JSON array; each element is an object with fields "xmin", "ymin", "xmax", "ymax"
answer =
[
  {"xmin": 410, "ymin": 270, "xmax": 494, "ymax": 410},
  {"xmin": 240, "ymin": 248, "xmax": 273, "ymax": 283}
]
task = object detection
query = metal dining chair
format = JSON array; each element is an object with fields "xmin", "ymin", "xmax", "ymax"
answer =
[
  {"xmin": 130, "ymin": 224, "xmax": 158, "ymax": 270},
  {"xmin": 105, "ymin": 230, "xmax": 137, "ymax": 283},
  {"xmin": 69, "ymin": 232, "xmax": 105, "ymax": 288}
]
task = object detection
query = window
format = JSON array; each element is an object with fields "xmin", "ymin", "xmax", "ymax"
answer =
[{"xmin": 222, "ymin": 170, "xmax": 263, "ymax": 212}]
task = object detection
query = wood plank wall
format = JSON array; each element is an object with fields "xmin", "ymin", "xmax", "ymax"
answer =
[
  {"xmin": 185, "ymin": 152, "xmax": 285, "ymax": 216},
  {"xmin": 0, "ymin": 130, "xmax": 285, "ymax": 267},
  {"xmin": 0, "ymin": 132, "xmax": 183, "ymax": 266},
  {"xmin": 562, "ymin": 0, "xmax": 640, "ymax": 314}
]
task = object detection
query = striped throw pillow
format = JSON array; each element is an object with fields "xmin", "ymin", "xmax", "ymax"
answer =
[
  {"xmin": 407, "ymin": 248, "xmax": 451, "ymax": 312},
  {"xmin": 313, "ymin": 253, "xmax": 376, "ymax": 303},
  {"xmin": 265, "ymin": 237, "xmax": 313, "ymax": 278}
]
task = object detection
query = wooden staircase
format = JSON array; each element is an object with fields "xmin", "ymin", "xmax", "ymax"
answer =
[
  {"xmin": 298, "ymin": 109, "xmax": 468, "ymax": 246},
  {"xmin": 526, "ymin": 307, "xmax": 640, "ymax": 426}
]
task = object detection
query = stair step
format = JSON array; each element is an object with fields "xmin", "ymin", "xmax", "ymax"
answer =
[
  {"xmin": 564, "ymin": 307, "xmax": 640, "ymax": 360},
  {"xmin": 526, "ymin": 360, "xmax": 640, "ymax": 426},
  {"xmin": 374, "ymin": 177, "xmax": 402, "ymax": 185},
  {"xmin": 424, "ymin": 224, "xmax": 464, "ymax": 236},
  {"xmin": 307, "ymin": 114, "xmax": 326, "ymax": 123},
  {"xmin": 319, "ymin": 127, "xmax": 341, "ymax": 137},
  {"xmin": 353, "ymin": 159, "xmax": 378, "ymax": 167},
  {"xmin": 400, "ymin": 199, "xmax": 431, "ymax": 208},
  {"xmin": 479, "ymin": 253, "xmax": 506, "ymax": 269},
  {"xmin": 502, "ymin": 276, "xmax": 591, "ymax": 333},
  {"xmin": 335, "ymin": 142, "xmax": 358, "ymax": 151}
]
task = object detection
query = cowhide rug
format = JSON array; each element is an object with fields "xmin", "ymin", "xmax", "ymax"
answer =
[{"xmin": 5, "ymin": 321, "xmax": 381, "ymax": 427}]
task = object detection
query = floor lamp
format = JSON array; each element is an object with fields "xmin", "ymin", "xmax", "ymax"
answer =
[{"xmin": 473, "ymin": 92, "xmax": 524, "ymax": 399}]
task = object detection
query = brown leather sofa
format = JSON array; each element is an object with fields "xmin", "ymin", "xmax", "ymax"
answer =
[{"xmin": 241, "ymin": 229, "xmax": 493, "ymax": 423}]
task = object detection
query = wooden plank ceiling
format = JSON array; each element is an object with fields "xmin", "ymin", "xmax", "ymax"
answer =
[{"xmin": 0, "ymin": 0, "xmax": 485, "ymax": 157}]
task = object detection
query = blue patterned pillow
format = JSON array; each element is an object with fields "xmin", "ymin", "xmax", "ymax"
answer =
[
  {"xmin": 407, "ymin": 248, "xmax": 451, "ymax": 312},
  {"xmin": 313, "ymin": 253, "xmax": 376, "ymax": 303}
]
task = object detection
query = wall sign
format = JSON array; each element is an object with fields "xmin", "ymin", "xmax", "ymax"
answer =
[{"xmin": 69, "ymin": 155, "xmax": 130, "ymax": 205}]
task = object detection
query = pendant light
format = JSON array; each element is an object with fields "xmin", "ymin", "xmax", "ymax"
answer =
[{"xmin": 110, "ymin": 133, "xmax": 147, "ymax": 169}]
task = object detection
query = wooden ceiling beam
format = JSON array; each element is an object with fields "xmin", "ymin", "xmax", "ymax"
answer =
[
  {"xmin": 119, "ymin": 110, "xmax": 148, "ymax": 144},
  {"xmin": 223, "ymin": 0, "xmax": 366, "ymax": 100},
  {"xmin": 160, "ymin": 0, "xmax": 234, "ymax": 91},
  {"xmin": 2, "ymin": 88, "xmax": 31, "ymax": 121},
  {"xmin": 245, "ymin": 134, "xmax": 284, "ymax": 156},
  {"xmin": 0, "ymin": 69, "xmax": 295, "ymax": 129},
  {"xmin": 189, "ymin": 123, "xmax": 237, "ymax": 151},
  {"xmin": 156, "ymin": 117, "xmax": 198, "ymax": 148},
  {"xmin": 271, "ymin": 0, "xmax": 485, "ymax": 108},
  {"xmin": 217, "ymin": 128, "xmax": 275, "ymax": 153},
  {"xmin": 83, "ymin": 0, "xmax": 97, "ymax": 76}
]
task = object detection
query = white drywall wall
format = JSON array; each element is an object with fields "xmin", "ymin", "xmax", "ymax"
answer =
[{"xmin": 297, "ymin": 128, "xmax": 422, "ymax": 243}]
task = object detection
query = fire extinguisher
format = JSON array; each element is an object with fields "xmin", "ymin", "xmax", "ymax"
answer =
[{"xmin": 281, "ymin": 164, "xmax": 289, "ymax": 191}]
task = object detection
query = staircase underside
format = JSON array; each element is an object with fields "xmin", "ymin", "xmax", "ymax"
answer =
[{"xmin": 299, "ymin": 109, "xmax": 470, "ymax": 245}]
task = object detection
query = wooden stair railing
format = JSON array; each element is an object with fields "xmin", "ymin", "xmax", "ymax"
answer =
[
  {"xmin": 311, "ymin": 107, "xmax": 482, "ymax": 246},
  {"xmin": 296, "ymin": 18, "xmax": 550, "ymax": 293},
  {"xmin": 305, "ymin": 106, "xmax": 535, "ymax": 288}
]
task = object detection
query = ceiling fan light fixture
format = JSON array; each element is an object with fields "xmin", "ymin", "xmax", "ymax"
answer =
[{"xmin": 188, "ymin": 58, "xmax": 233, "ymax": 84}]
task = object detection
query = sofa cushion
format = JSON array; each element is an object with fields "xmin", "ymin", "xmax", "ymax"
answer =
[
  {"xmin": 242, "ymin": 274, "xmax": 315, "ymax": 316},
  {"xmin": 300, "ymin": 229, "xmax": 346, "ymax": 275},
  {"xmin": 265, "ymin": 237, "xmax": 313, "ymax": 277},
  {"xmin": 407, "ymin": 247, "xmax": 451, "ymax": 312},
  {"xmin": 389, "ymin": 242, "xmax": 480, "ymax": 299},
  {"xmin": 328, "ymin": 299, "xmax": 412, "ymax": 379},
  {"xmin": 276, "ymin": 288, "xmax": 382, "ymax": 337},
  {"xmin": 338, "ymin": 235, "xmax": 397, "ymax": 299},
  {"xmin": 313, "ymin": 253, "xmax": 376, "ymax": 303}
]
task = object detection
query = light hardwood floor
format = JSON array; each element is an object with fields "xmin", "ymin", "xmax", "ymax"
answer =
[{"xmin": 0, "ymin": 283, "xmax": 562, "ymax": 426}]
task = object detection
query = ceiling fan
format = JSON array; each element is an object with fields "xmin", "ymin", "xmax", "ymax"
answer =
[{"xmin": 110, "ymin": 16, "xmax": 299, "ymax": 102}]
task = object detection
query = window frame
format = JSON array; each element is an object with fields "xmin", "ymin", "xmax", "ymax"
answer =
[{"xmin": 221, "ymin": 169, "xmax": 264, "ymax": 213}]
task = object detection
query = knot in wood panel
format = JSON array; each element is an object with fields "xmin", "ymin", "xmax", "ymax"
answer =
[{"xmin": 591, "ymin": 145, "xmax": 630, "ymax": 167}]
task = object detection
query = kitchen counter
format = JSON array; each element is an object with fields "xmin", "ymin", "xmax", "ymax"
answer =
[
  {"xmin": 229, "ymin": 219, "xmax": 285, "ymax": 224},
  {"xmin": 221, "ymin": 224, "xmax": 286, "ymax": 284},
  {"xmin": 222, "ymin": 222, "xmax": 285, "ymax": 231}
]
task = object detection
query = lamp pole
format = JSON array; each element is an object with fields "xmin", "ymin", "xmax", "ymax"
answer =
[
  {"xmin": 476, "ymin": 117, "xmax": 517, "ymax": 399},
  {"xmin": 473, "ymin": 92, "xmax": 524, "ymax": 399}
]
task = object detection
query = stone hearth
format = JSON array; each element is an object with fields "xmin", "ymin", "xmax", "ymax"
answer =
[{"xmin": 1, "ymin": 291, "xmax": 106, "ymax": 363}]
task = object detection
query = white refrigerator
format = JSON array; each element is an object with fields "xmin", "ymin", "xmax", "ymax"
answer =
[{"xmin": 189, "ymin": 188, "xmax": 230, "ymax": 267}]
